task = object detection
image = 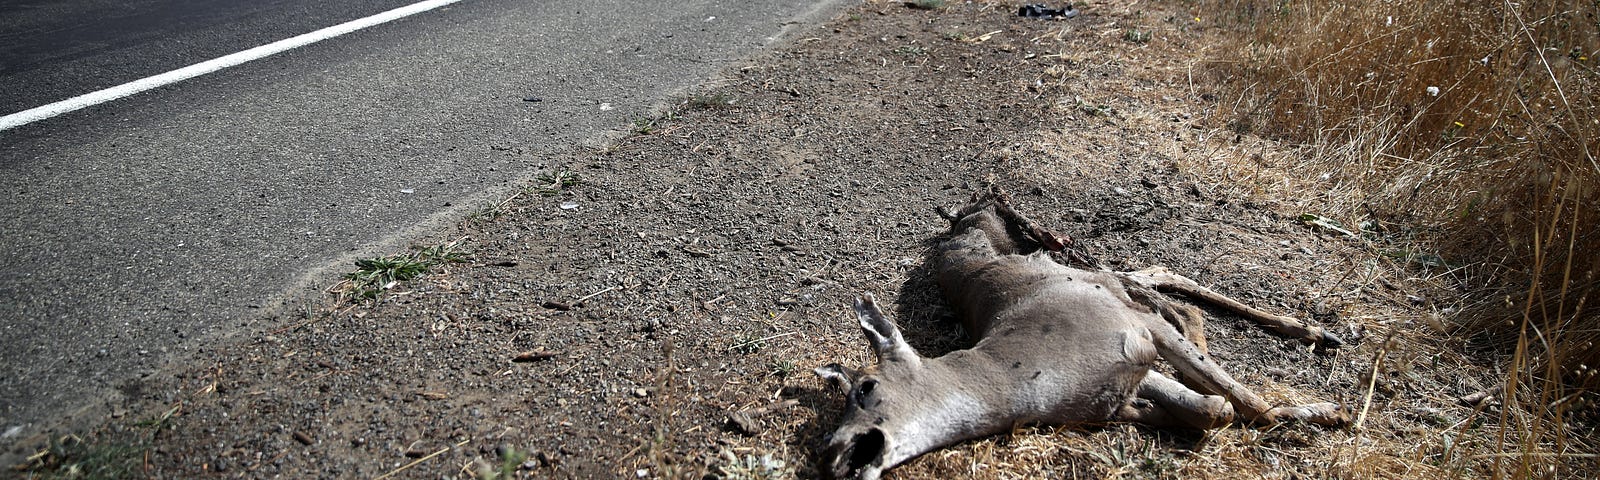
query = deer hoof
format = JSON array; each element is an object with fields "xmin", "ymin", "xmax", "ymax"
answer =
[{"xmin": 1312, "ymin": 331, "xmax": 1344, "ymax": 355}]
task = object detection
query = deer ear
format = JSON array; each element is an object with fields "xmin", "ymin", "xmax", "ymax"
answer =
[
  {"xmin": 814, "ymin": 363, "xmax": 854, "ymax": 396},
  {"xmin": 855, "ymin": 294, "xmax": 920, "ymax": 364}
]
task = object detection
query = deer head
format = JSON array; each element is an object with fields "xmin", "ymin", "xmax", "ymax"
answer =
[
  {"xmin": 937, "ymin": 188, "xmax": 1071, "ymax": 257},
  {"xmin": 814, "ymin": 295, "xmax": 1000, "ymax": 480}
]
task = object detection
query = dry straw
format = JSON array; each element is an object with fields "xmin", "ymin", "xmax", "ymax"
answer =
[{"xmin": 1198, "ymin": 0, "xmax": 1598, "ymax": 476}]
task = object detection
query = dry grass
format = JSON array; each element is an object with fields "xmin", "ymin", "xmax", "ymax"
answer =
[{"xmin": 1188, "ymin": 0, "xmax": 1600, "ymax": 476}]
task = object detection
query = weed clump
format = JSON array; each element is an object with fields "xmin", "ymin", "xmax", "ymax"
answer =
[
  {"xmin": 15, "ymin": 435, "xmax": 142, "ymax": 479},
  {"xmin": 339, "ymin": 242, "xmax": 467, "ymax": 300},
  {"xmin": 686, "ymin": 92, "xmax": 737, "ymax": 109},
  {"xmin": 534, "ymin": 169, "xmax": 582, "ymax": 197}
]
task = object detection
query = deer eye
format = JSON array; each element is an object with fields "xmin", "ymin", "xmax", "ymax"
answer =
[{"xmin": 853, "ymin": 379, "xmax": 878, "ymax": 406}]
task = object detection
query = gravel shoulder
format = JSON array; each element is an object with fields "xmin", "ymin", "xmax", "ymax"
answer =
[{"xmin": 21, "ymin": 2, "xmax": 1501, "ymax": 478}]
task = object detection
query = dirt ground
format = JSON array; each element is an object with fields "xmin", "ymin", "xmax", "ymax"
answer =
[{"xmin": 20, "ymin": 1, "xmax": 1548, "ymax": 478}]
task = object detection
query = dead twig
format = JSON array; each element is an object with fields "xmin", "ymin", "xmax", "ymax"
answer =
[
  {"xmin": 728, "ymin": 399, "xmax": 801, "ymax": 436},
  {"xmin": 374, "ymin": 439, "xmax": 469, "ymax": 480},
  {"xmin": 1354, "ymin": 329, "xmax": 1396, "ymax": 430},
  {"xmin": 513, "ymin": 350, "xmax": 559, "ymax": 362},
  {"xmin": 574, "ymin": 286, "xmax": 619, "ymax": 306}
]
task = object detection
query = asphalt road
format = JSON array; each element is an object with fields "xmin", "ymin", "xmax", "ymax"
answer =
[
  {"xmin": 0, "ymin": 0, "xmax": 423, "ymax": 116},
  {"xmin": 0, "ymin": 0, "xmax": 850, "ymax": 460}
]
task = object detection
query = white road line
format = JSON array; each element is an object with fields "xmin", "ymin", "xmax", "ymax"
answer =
[{"xmin": 0, "ymin": 0, "xmax": 466, "ymax": 132}]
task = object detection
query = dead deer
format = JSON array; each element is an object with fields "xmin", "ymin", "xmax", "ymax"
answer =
[{"xmin": 814, "ymin": 190, "xmax": 1347, "ymax": 480}]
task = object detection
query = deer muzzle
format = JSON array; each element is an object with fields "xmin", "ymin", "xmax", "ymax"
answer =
[{"xmin": 821, "ymin": 427, "xmax": 888, "ymax": 480}]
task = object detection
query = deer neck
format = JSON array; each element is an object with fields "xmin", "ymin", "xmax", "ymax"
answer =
[{"xmin": 883, "ymin": 351, "xmax": 1020, "ymax": 464}]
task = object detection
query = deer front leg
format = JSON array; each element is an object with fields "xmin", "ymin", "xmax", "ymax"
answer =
[
  {"xmin": 1143, "ymin": 314, "xmax": 1348, "ymax": 427},
  {"xmin": 1117, "ymin": 371, "xmax": 1234, "ymax": 429},
  {"xmin": 1124, "ymin": 267, "xmax": 1342, "ymax": 353},
  {"xmin": 1262, "ymin": 402, "xmax": 1347, "ymax": 426},
  {"xmin": 1142, "ymin": 316, "xmax": 1274, "ymax": 422}
]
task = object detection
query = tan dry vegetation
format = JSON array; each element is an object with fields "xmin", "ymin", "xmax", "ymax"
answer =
[{"xmin": 1180, "ymin": 0, "xmax": 1600, "ymax": 477}]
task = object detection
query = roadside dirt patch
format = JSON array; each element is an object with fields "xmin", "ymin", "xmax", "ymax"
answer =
[{"xmin": 45, "ymin": 1, "xmax": 1509, "ymax": 478}]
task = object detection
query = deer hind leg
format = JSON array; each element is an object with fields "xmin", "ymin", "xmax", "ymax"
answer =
[
  {"xmin": 1117, "ymin": 371, "xmax": 1234, "ymax": 429},
  {"xmin": 1142, "ymin": 312, "xmax": 1348, "ymax": 427},
  {"xmin": 1124, "ymin": 267, "xmax": 1342, "ymax": 353}
]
